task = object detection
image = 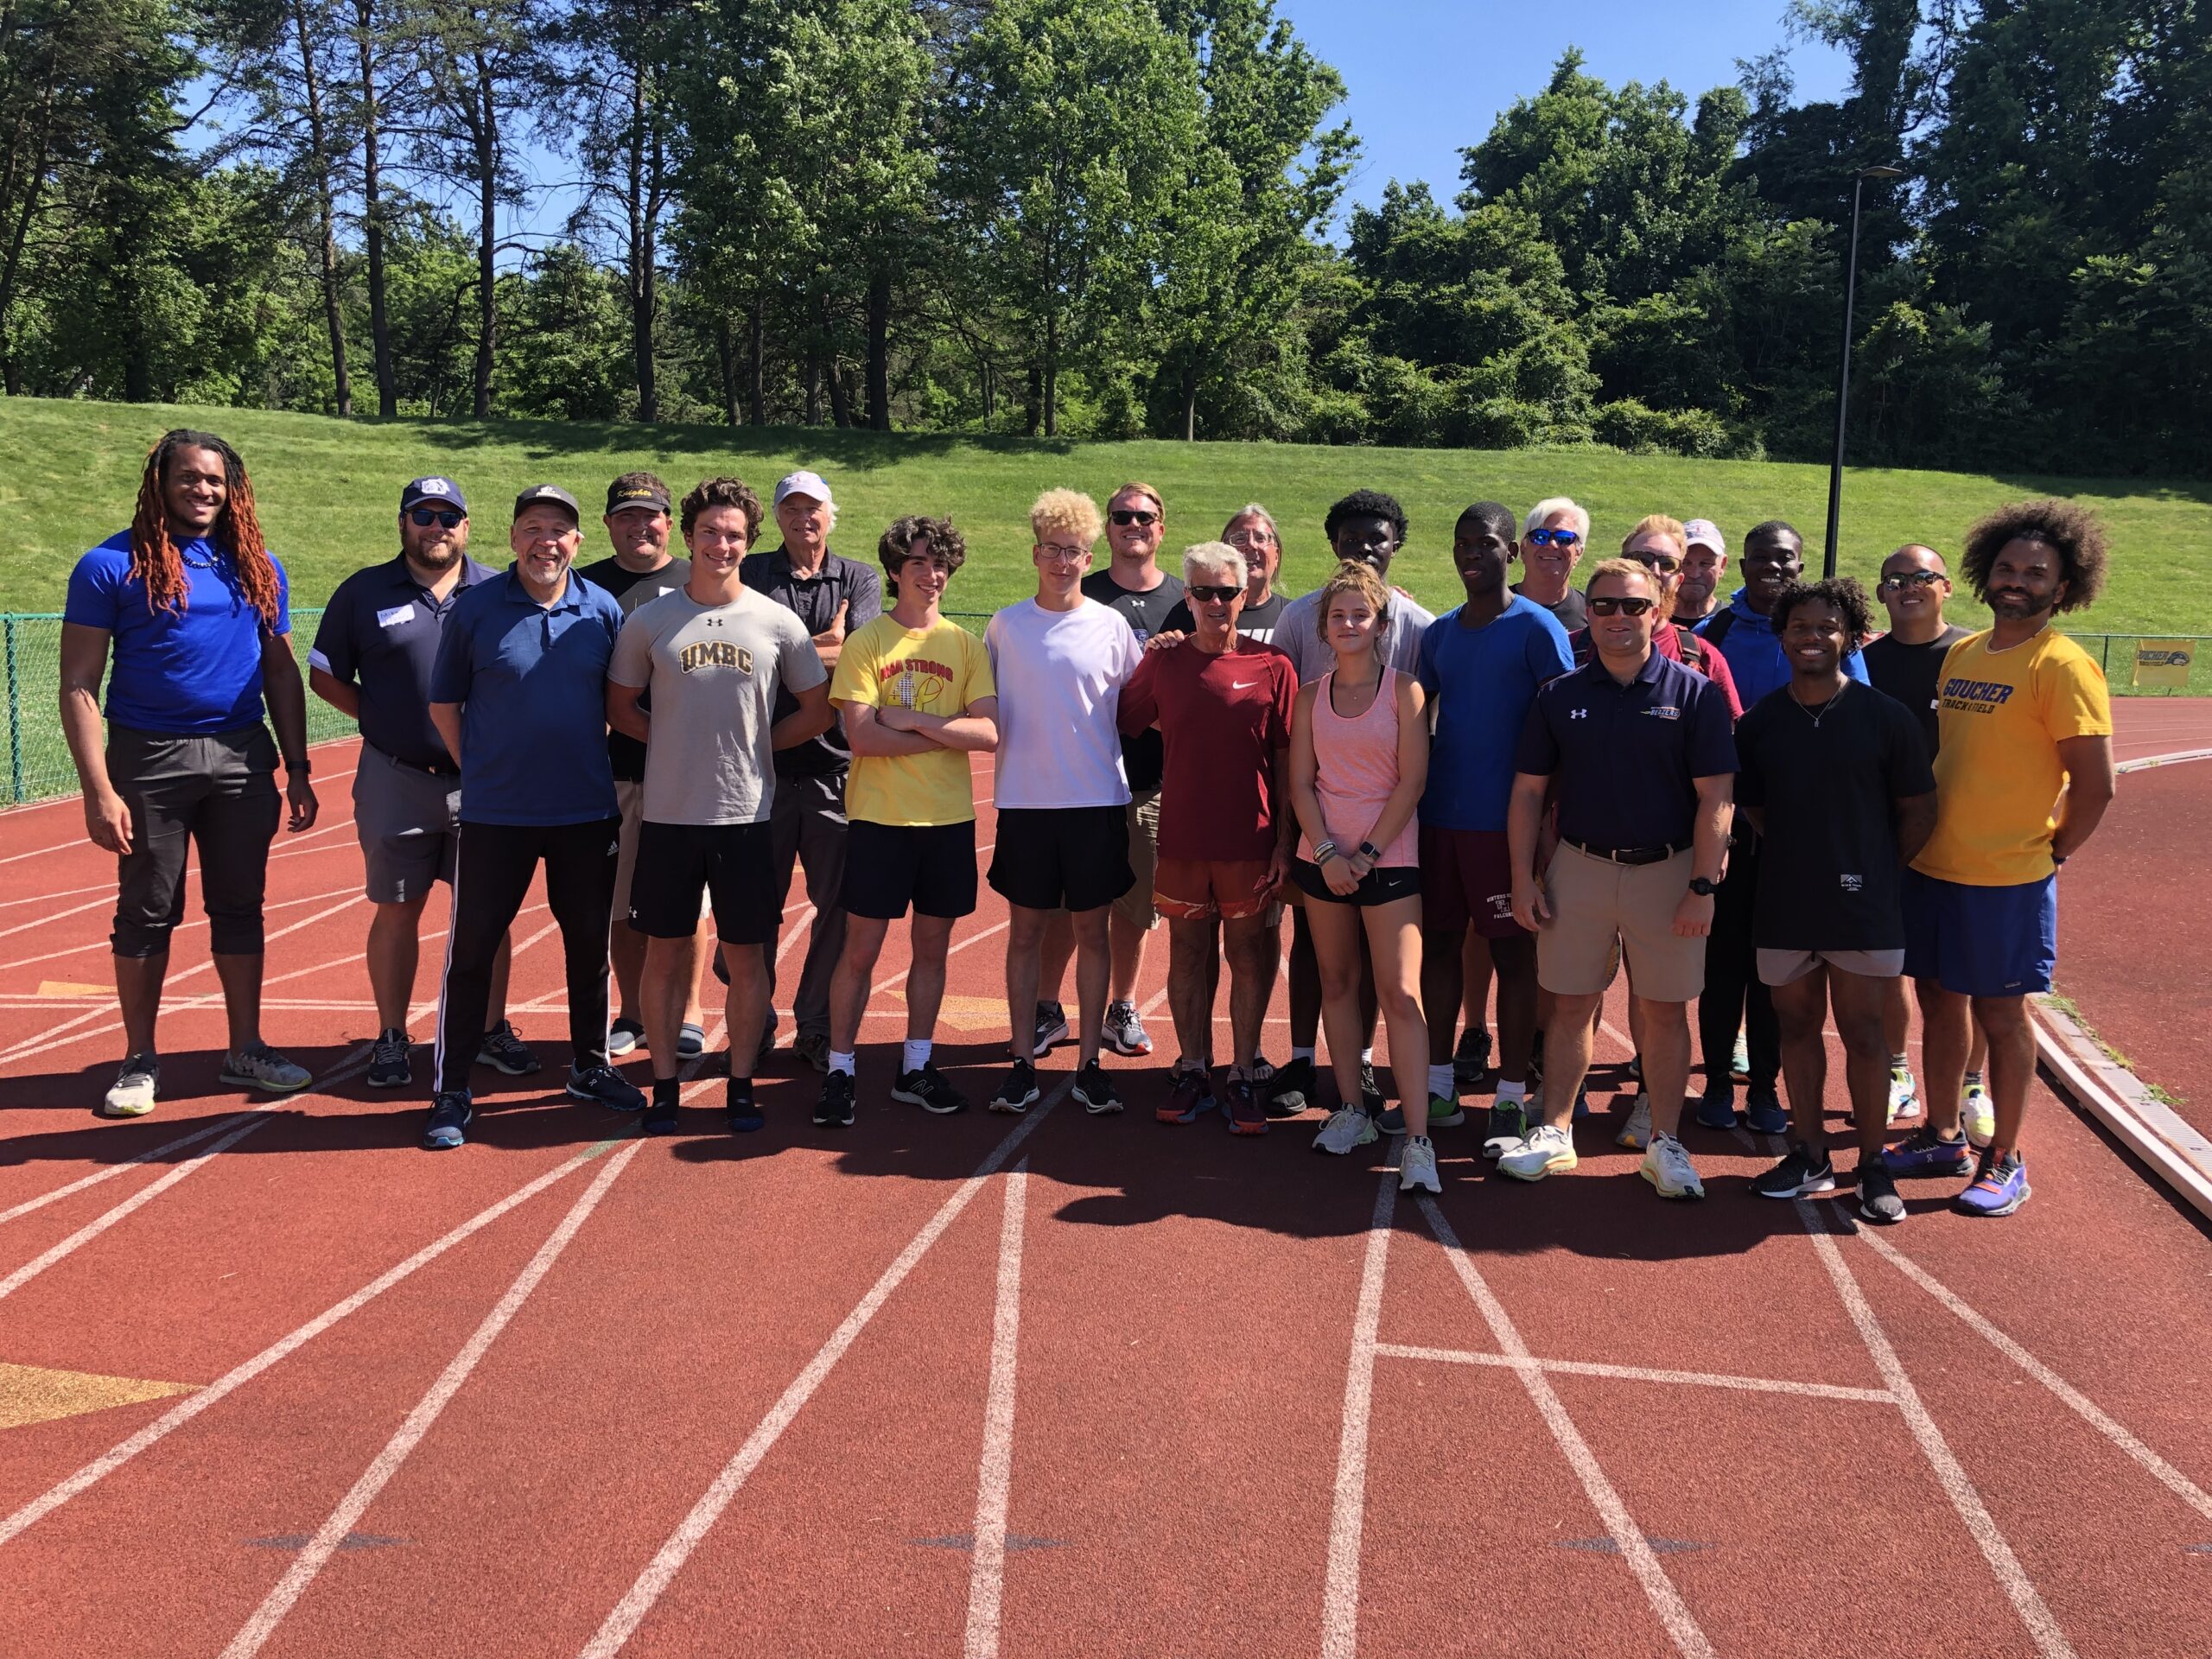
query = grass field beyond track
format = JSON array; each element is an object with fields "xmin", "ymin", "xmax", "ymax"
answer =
[{"xmin": 3, "ymin": 397, "xmax": 2207, "ymax": 636}]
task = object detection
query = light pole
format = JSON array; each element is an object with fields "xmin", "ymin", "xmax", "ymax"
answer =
[{"xmin": 1822, "ymin": 164, "xmax": 1905, "ymax": 578}]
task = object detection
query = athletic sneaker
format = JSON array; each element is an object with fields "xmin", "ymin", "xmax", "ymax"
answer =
[
  {"xmin": 992, "ymin": 1059, "xmax": 1041, "ymax": 1115},
  {"xmin": 1103, "ymin": 1000, "xmax": 1153, "ymax": 1058},
  {"xmin": 1955, "ymin": 1147, "xmax": 2031, "ymax": 1217},
  {"xmin": 568, "ymin": 1065, "xmax": 646, "ymax": 1113},
  {"xmin": 422, "ymin": 1090, "xmax": 472, "ymax": 1151},
  {"xmin": 101, "ymin": 1053, "xmax": 160, "ymax": 1117},
  {"xmin": 366, "ymin": 1029, "xmax": 412, "ymax": 1090},
  {"xmin": 1961, "ymin": 1084, "xmax": 1997, "ymax": 1149},
  {"xmin": 1614, "ymin": 1093, "xmax": 1651, "ymax": 1150},
  {"xmin": 477, "ymin": 1020, "xmax": 540, "ymax": 1076},
  {"xmin": 1426, "ymin": 1095, "xmax": 1465, "ymax": 1129},
  {"xmin": 1377, "ymin": 1102, "xmax": 1408, "ymax": 1137},
  {"xmin": 1744, "ymin": 1084, "xmax": 1789, "ymax": 1136},
  {"xmin": 1225, "ymin": 1076, "xmax": 1269, "ymax": 1136},
  {"xmin": 1625, "ymin": 1052, "xmax": 1643, "ymax": 1084},
  {"xmin": 815, "ymin": 1069, "xmax": 856, "ymax": 1128},
  {"xmin": 1074, "ymin": 1058, "xmax": 1122, "ymax": 1115},
  {"xmin": 1313, "ymin": 1106, "xmax": 1378, "ymax": 1155},
  {"xmin": 677, "ymin": 1022, "xmax": 707, "ymax": 1060},
  {"xmin": 1268, "ymin": 1055, "xmax": 1315, "ymax": 1116},
  {"xmin": 1882, "ymin": 1124, "xmax": 1973, "ymax": 1177},
  {"xmin": 1497, "ymin": 1122, "xmax": 1578, "ymax": 1182},
  {"xmin": 1482, "ymin": 1097, "xmax": 1529, "ymax": 1160},
  {"xmin": 219, "ymin": 1044, "xmax": 312, "ymax": 1094},
  {"xmin": 1753, "ymin": 1141, "xmax": 1837, "ymax": 1199},
  {"xmin": 1857, "ymin": 1159, "xmax": 1904, "ymax": 1224},
  {"xmin": 1359, "ymin": 1061, "xmax": 1385, "ymax": 1115},
  {"xmin": 893, "ymin": 1064, "xmax": 969, "ymax": 1115},
  {"xmin": 1033, "ymin": 1001, "xmax": 1071, "ymax": 1055},
  {"xmin": 1694, "ymin": 1083, "xmax": 1738, "ymax": 1131},
  {"xmin": 727, "ymin": 1082, "xmax": 764, "ymax": 1134},
  {"xmin": 1640, "ymin": 1132, "xmax": 1706, "ymax": 1199},
  {"xmin": 607, "ymin": 1017, "xmax": 645, "ymax": 1058},
  {"xmin": 1452, "ymin": 1027, "xmax": 1492, "ymax": 1090},
  {"xmin": 1159, "ymin": 1067, "xmax": 1216, "ymax": 1124},
  {"xmin": 1887, "ymin": 1065, "xmax": 1921, "ymax": 1124},
  {"xmin": 1400, "ymin": 1135, "xmax": 1441, "ymax": 1194},
  {"xmin": 792, "ymin": 1031, "xmax": 831, "ymax": 1074},
  {"xmin": 1730, "ymin": 1033, "xmax": 1751, "ymax": 1082},
  {"xmin": 643, "ymin": 1091, "xmax": 681, "ymax": 1135},
  {"xmin": 1527, "ymin": 1031, "xmax": 1544, "ymax": 1082}
]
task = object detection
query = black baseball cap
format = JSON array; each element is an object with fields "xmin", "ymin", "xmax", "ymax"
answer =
[
  {"xmin": 512, "ymin": 483, "xmax": 582, "ymax": 522},
  {"xmin": 400, "ymin": 475, "xmax": 467, "ymax": 513},
  {"xmin": 605, "ymin": 476, "xmax": 673, "ymax": 516}
]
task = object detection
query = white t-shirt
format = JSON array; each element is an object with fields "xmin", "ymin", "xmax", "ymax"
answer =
[
  {"xmin": 984, "ymin": 596, "xmax": 1144, "ymax": 810},
  {"xmin": 1274, "ymin": 588, "xmax": 1434, "ymax": 685}
]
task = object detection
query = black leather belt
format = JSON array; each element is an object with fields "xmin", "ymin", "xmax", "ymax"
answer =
[
  {"xmin": 1564, "ymin": 837, "xmax": 1688, "ymax": 867},
  {"xmin": 377, "ymin": 746, "xmax": 460, "ymax": 781}
]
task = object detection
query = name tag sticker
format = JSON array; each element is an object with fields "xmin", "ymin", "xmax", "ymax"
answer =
[{"xmin": 376, "ymin": 603, "xmax": 417, "ymax": 629}]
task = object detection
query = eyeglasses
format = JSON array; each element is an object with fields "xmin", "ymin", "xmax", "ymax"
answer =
[
  {"xmin": 1878, "ymin": 571, "xmax": 1945, "ymax": 592},
  {"xmin": 1224, "ymin": 529, "xmax": 1274, "ymax": 549},
  {"xmin": 1038, "ymin": 543, "xmax": 1090, "ymax": 563},
  {"xmin": 408, "ymin": 507, "xmax": 464, "ymax": 529},
  {"xmin": 1187, "ymin": 584, "xmax": 1241, "ymax": 603},
  {"xmin": 1527, "ymin": 528, "xmax": 1580, "ymax": 548},
  {"xmin": 1587, "ymin": 595, "xmax": 1656, "ymax": 617},
  {"xmin": 1626, "ymin": 551, "xmax": 1681, "ymax": 575},
  {"xmin": 1109, "ymin": 509, "xmax": 1159, "ymax": 528}
]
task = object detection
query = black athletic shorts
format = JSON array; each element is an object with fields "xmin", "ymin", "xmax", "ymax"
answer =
[
  {"xmin": 629, "ymin": 820, "xmax": 778, "ymax": 944},
  {"xmin": 1291, "ymin": 859, "xmax": 1421, "ymax": 908},
  {"xmin": 988, "ymin": 805, "xmax": 1134, "ymax": 912},
  {"xmin": 842, "ymin": 819, "xmax": 978, "ymax": 920}
]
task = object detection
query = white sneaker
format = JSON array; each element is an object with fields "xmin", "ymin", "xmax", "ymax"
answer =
[
  {"xmin": 1400, "ymin": 1136, "xmax": 1441, "ymax": 1193},
  {"xmin": 1640, "ymin": 1131, "xmax": 1706, "ymax": 1199},
  {"xmin": 1497, "ymin": 1122, "xmax": 1577, "ymax": 1182},
  {"xmin": 101, "ymin": 1053, "xmax": 159, "ymax": 1117},
  {"xmin": 1313, "ymin": 1107, "xmax": 1378, "ymax": 1156},
  {"xmin": 1887, "ymin": 1066, "xmax": 1920, "ymax": 1124},
  {"xmin": 1961, "ymin": 1084, "xmax": 1996, "ymax": 1148},
  {"xmin": 1615, "ymin": 1092, "xmax": 1651, "ymax": 1149}
]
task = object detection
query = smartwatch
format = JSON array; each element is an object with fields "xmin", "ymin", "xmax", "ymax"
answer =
[
  {"xmin": 1687, "ymin": 876, "xmax": 1718, "ymax": 897},
  {"xmin": 1358, "ymin": 841, "xmax": 1382, "ymax": 862}
]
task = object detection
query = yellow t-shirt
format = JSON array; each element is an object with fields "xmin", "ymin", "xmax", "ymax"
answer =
[
  {"xmin": 830, "ymin": 613, "xmax": 996, "ymax": 827},
  {"xmin": 1912, "ymin": 627, "xmax": 2112, "ymax": 886}
]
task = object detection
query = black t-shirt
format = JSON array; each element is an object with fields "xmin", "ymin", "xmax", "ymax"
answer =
[
  {"xmin": 1513, "ymin": 582, "xmax": 1586, "ymax": 631},
  {"xmin": 1082, "ymin": 566, "xmax": 1185, "ymax": 793},
  {"xmin": 1160, "ymin": 588, "xmax": 1291, "ymax": 645},
  {"xmin": 1734, "ymin": 680, "xmax": 1936, "ymax": 950},
  {"xmin": 1861, "ymin": 626, "xmax": 1969, "ymax": 759},
  {"xmin": 577, "ymin": 555, "xmax": 690, "ymax": 781}
]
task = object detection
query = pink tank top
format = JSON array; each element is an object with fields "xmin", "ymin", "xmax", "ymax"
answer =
[{"xmin": 1300, "ymin": 667, "xmax": 1419, "ymax": 868}]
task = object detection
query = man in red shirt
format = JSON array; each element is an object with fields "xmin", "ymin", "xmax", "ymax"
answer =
[{"xmin": 1118, "ymin": 541, "xmax": 1298, "ymax": 1135}]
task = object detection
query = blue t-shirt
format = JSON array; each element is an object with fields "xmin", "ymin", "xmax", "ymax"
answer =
[
  {"xmin": 1698, "ymin": 590, "xmax": 1869, "ymax": 709},
  {"xmin": 429, "ymin": 566, "xmax": 623, "ymax": 826},
  {"xmin": 1417, "ymin": 595, "xmax": 1573, "ymax": 833},
  {"xmin": 63, "ymin": 531, "xmax": 290, "ymax": 734}
]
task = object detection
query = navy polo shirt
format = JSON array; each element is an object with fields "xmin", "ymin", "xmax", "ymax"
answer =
[
  {"xmin": 428, "ymin": 566, "xmax": 623, "ymax": 825},
  {"xmin": 1514, "ymin": 651, "xmax": 1738, "ymax": 850},
  {"xmin": 310, "ymin": 555, "xmax": 498, "ymax": 772}
]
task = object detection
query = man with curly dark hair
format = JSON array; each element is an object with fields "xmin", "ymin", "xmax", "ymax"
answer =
[
  {"xmin": 1884, "ymin": 500, "xmax": 2117, "ymax": 1217},
  {"xmin": 1736, "ymin": 580, "xmax": 1936, "ymax": 1223}
]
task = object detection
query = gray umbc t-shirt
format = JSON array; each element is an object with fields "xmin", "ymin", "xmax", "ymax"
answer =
[{"xmin": 607, "ymin": 586, "xmax": 828, "ymax": 826}]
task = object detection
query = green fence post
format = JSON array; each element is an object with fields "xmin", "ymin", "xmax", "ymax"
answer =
[{"xmin": 4, "ymin": 614, "xmax": 21, "ymax": 804}]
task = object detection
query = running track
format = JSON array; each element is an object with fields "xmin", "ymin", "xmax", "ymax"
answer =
[{"xmin": 1, "ymin": 705, "xmax": 2209, "ymax": 1658}]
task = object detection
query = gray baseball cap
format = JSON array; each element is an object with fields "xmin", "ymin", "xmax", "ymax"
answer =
[{"xmin": 512, "ymin": 483, "xmax": 581, "ymax": 522}]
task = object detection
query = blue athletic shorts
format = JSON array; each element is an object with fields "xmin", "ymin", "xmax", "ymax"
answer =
[{"xmin": 1901, "ymin": 868, "xmax": 2056, "ymax": 998}]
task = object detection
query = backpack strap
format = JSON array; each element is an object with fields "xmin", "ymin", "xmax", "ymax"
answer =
[{"xmin": 1698, "ymin": 607, "xmax": 1734, "ymax": 652}]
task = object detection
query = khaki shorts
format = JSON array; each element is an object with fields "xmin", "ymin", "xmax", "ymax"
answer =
[
  {"xmin": 1536, "ymin": 843, "xmax": 1705, "ymax": 1004},
  {"xmin": 1758, "ymin": 947, "xmax": 1906, "ymax": 987},
  {"xmin": 1113, "ymin": 791, "xmax": 1161, "ymax": 931}
]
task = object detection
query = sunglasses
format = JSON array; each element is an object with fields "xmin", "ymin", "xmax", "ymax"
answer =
[
  {"xmin": 1109, "ymin": 509, "xmax": 1159, "ymax": 527},
  {"xmin": 1878, "ymin": 570, "xmax": 1946, "ymax": 592},
  {"xmin": 1588, "ymin": 595, "xmax": 1656, "ymax": 617},
  {"xmin": 1187, "ymin": 584, "xmax": 1242, "ymax": 603},
  {"xmin": 408, "ymin": 507, "xmax": 464, "ymax": 529},
  {"xmin": 1527, "ymin": 528, "xmax": 1580, "ymax": 548},
  {"xmin": 1626, "ymin": 551, "xmax": 1681, "ymax": 575}
]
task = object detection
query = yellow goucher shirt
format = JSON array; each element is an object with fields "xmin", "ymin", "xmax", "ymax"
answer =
[
  {"xmin": 829, "ymin": 613, "xmax": 996, "ymax": 827},
  {"xmin": 1912, "ymin": 626, "xmax": 2112, "ymax": 887}
]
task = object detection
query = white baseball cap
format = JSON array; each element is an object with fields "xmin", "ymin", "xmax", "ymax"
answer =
[
  {"xmin": 1683, "ymin": 518, "xmax": 1726, "ymax": 554},
  {"xmin": 774, "ymin": 470, "xmax": 834, "ymax": 508}
]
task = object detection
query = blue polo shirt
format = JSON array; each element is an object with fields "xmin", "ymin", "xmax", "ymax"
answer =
[
  {"xmin": 1514, "ymin": 651, "xmax": 1738, "ymax": 850},
  {"xmin": 1697, "ymin": 589, "xmax": 1869, "ymax": 708},
  {"xmin": 428, "ymin": 566, "xmax": 623, "ymax": 825},
  {"xmin": 63, "ymin": 531, "xmax": 290, "ymax": 734},
  {"xmin": 311, "ymin": 555, "xmax": 499, "ymax": 772},
  {"xmin": 1418, "ymin": 595, "xmax": 1573, "ymax": 832}
]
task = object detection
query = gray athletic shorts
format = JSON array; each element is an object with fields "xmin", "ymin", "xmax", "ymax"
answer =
[
  {"xmin": 1757, "ymin": 947, "xmax": 1907, "ymax": 987},
  {"xmin": 353, "ymin": 744, "xmax": 461, "ymax": 905}
]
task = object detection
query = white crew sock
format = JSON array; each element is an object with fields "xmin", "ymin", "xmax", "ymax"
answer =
[
  {"xmin": 1496, "ymin": 1078, "xmax": 1528, "ymax": 1103},
  {"xmin": 1427, "ymin": 1063, "xmax": 1453, "ymax": 1101},
  {"xmin": 829, "ymin": 1051, "xmax": 856, "ymax": 1077},
  {"xmin": 903, "ymin": 1039, "xmax": 933, "ymax": 1074},
  {"xmin": 1359, "ymin": 1046, "xmax": 1375, "ymax": 1066}
]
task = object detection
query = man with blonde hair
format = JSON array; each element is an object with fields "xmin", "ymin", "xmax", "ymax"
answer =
[{"xmin": 1512, "ymin": 496, "xmax": 1591, "ymax": 630}]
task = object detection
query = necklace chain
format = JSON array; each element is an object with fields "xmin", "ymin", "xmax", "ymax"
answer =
[{"xmin": 1792, "ymin": 677, "xmax": 1847, "ymax": 728}]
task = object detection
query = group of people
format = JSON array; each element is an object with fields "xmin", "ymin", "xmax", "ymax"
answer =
[{"xmin": 59, "ymin": 429, "xmax": 2117, "ymax": 1223}]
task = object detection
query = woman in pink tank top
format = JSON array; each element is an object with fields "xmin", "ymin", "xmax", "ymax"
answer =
[{"xmin": 1287, "ymin": 561, "xmax": 1440, "ymax": 1190}]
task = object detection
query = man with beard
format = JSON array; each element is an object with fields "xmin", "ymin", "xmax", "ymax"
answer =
[{"xmin": 310, "ymin": 477, "xmax": 535, "ymax": 1088}]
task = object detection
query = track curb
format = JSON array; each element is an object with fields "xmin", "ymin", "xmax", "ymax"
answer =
[{"xmin": 2031, "ymin": 995, "xmax": 2212, "ymax": 1225}]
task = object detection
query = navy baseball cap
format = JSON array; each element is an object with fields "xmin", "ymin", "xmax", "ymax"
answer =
[
  {"xmin": 400, "ymin": 475, "xmax": 467, "ymax": 514},
  {"xmin": 512, "ymin": 483, "xmax": 582, "ymax": 522}
]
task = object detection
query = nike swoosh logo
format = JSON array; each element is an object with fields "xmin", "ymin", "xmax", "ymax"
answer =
[{"xmin": 1230, "ymin": 680, "xmax": 1255, "ymax": 690}]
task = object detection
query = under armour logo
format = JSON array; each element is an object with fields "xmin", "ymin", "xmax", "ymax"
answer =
[{"xmin": 1569, "ymin": 709, "xmax": 1589, "ymax": 720}]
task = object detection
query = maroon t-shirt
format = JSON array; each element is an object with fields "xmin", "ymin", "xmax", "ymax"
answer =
[{"xmin": 1118, "ymin": 637, "xmax": 1298, "ymax": 861}]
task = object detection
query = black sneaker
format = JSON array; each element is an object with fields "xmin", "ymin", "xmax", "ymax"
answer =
[
  {"xmin": 607, "ymin": 1017, "xmax": 646, "ymax": 1058},
  {"xmin": 1752, "ymin": 1141, "xmax": 1838, "ymax": 1199},
  {"xmin": 643, "ymin": 1085, "xmax": 681, "ymax": 1135},
  {"xmin": 1073, "ymin": 1058, "xmax": 1122, "ymax": 1115},
  {"xmin": 367, "ymin": 1028, "xmax": 412, "ymax": 1089},
  {"xmin": 1857, "ymin": 1158, "xmax": 1905, "ymax": 1224},
  {"xmin": 568, "ymin": 1065, "xmax": 646, "ymax": 1112},
  {"xmin": 815, "ymin": 1069, "xmax": 856, "ymax": 1127},
  {"xmin": 1032, "ymin": 1001, "xmax": 1070, "ymax": 1055},
  {"xmin": 1358, "ymin": 1061, "xmax": 1385, "ymax": 1115},
  {"xmin": 1267, "ymin": 1055, "xmax": 1315, "ymax": 1116},
  {"xmin": 992, "ymin": 1059, "xmax": 1041, "ymax": 1115},
  {"xmin": 1452, "ymin": 1027, "xmax": 1492, "ymax": 1090},
  {"xmin": 893, "ymin": 1063, "xmax": 969, "ymax": 1116},
  {"xmin": 727, "ymin": 1080, "xmax": 763, "ymax": 1134},
  {"xmin": 422, "ymin": 1090, "xmax": 472, "ymax": 1151}
]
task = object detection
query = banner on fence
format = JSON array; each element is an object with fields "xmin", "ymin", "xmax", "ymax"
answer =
[{"xmin": 2133, "ymin": 639, "xmax": 2196, "ymax": 690}]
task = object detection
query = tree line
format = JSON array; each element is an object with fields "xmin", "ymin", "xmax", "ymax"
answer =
[{"xmin": 2, "ymin": 0, "xmax": 2206, "ymax": 474}]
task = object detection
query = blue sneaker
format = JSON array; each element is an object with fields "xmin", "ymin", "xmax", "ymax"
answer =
[
  {"xmin": 1694, "ymin": 1084, "xmax": 1738, "ymax": 1131},
  {"xmin": 1883, "ymin": 1125, "xmax": 1974, "ymax": 1177},
  {"xmin": 569, "ymin": 1065, "xmax": 646, "ymax": 1113},
  {"xmin": 1157, "ymin": 1067, "xmax": 1216, "ymax": 1124},
  {"xmin": 1744, "ymin": 1085, "xmax": 1789, "ymax": 1136},
  {"xmin": 1955, "ymin": 1148, "xmax": 2031, "ymax": 1217},
  {"xmin": 422, "ymin": 1090, "xmax": 472, "ymax": 1151}
]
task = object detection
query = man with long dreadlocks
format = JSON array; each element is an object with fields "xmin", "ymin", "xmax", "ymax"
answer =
[{"xmin": 60, "ymin": 429, "xmax": 320, "ymax": 1116}]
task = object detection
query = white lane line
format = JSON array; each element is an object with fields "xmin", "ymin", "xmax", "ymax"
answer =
[
  {"xmin": 0, "ymin": 1114, "xmax": 258, "ymax": 1226},
  {"xmin": 1375, "ymin": 1344, "xmax": 1896, "ymax": 1405},
  {"xmin": 0, "ymin": 893, "xmax": 117, "ymax": 941},
  {"xmin": 0, "ymin": 881, "xmax": 363, "ymax": 979},
  {"xmin": 1843, "ymin": 1212, "xmax": 2212, "ymax": 1522},
  {"xmin": 0, "ymin": 1140, "xmax": 613, "ymax": 1549},
  {"xmin": 1418, "ymin": 1196, "xmax": 1718, "ymax": 1659},
  {"xmin": 775, "ymin": 906, "xmax": 817, "ymax": 963},
  {"xmin": 1319, "ymin": 1173, "xmax": 1397, "ymax": 1659},
  {"xmin": 218, "ymin": 1140, "xmax": 646, "ymax": 1659},
  {"xmin": 579, "ymin": 1082, "xmax": 1071, "ymax": 1658},
  {"xmin": 962, "ymin": 1160, "xmax": 1032, "ymax": 1659},
  {"xmin": 869, "ymin": 918, "xmax": 1011, "ymax": 999},
  {"xmin": 1792, "ymin": 1198, "xmax": 2075, "ymax": 1658},
  {"xmin": 0, "ymin": 1114, "xmax": 271, "ymax": 1301}
]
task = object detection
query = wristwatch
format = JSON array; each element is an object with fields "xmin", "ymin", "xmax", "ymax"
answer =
[
  {"xmin": 1687, "ymin": 876, "xmax": 1718, "ymax": 897},
  {"xmin": 1358, "ymin": 841, "xmax": 1382, "ymax": 862}
]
